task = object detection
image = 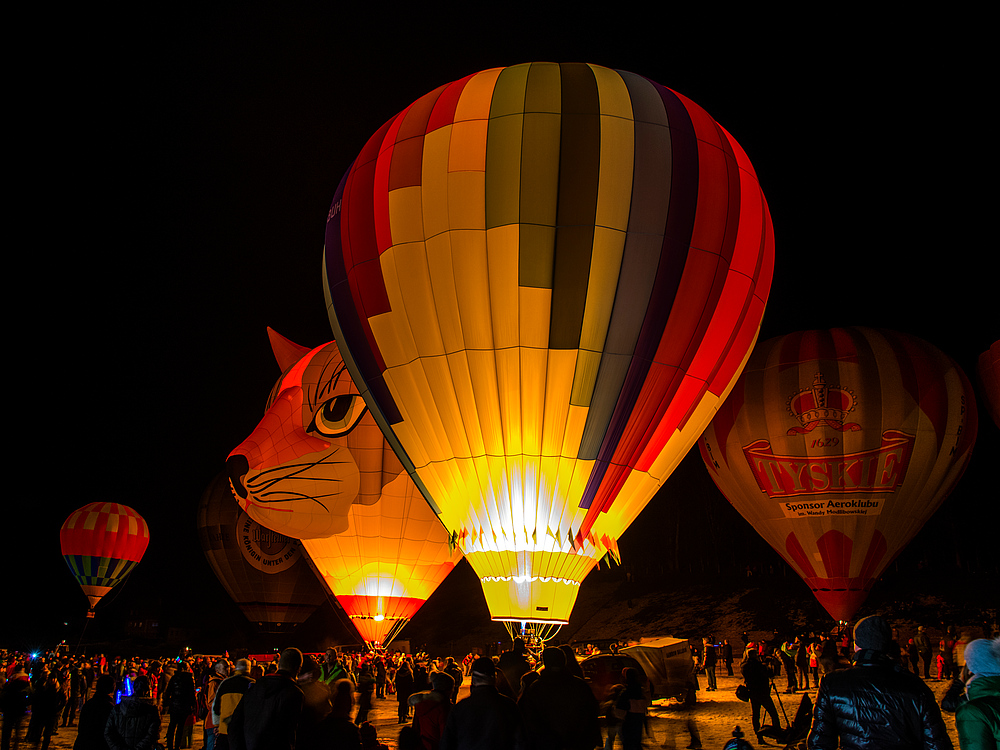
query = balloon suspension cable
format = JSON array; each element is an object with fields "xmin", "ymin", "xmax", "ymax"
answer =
[
  {"xmin": 377, "ymin": 618, "xmax": 409, "ymax": 649},
  {"xmin": 75, "ymin": 615, "xmax": 91, "ymax": 652},
  {"xmin": 505, "ymin": 621, "xmax": 562, "ymax": 645}
]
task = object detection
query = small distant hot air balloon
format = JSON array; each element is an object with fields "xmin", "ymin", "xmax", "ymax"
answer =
[
  {"xmin": 700, "ymin": 328, "xmax": 977, "ymax": 621},
  {"xmin": 978, "ymin": 340, "xmax": 1000, "ymax": 429},
  {"xmin": 60, "ymin": 502, "xmax": 149, "ymax": 617},
  {"xmin": 197, "ymin": 471, "xmax": 327, "ymax": 632},
  {"xmin": 323, "ymin": 62, "xmax": 774, "ymax": 627},
  {"xmin": 228, "ymin": 331, "xmax": 460, "ymax": 646}
]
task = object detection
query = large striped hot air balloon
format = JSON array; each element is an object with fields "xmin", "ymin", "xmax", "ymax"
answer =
[
  {"xmin": 323, "ymin": 62, "xmax": 774, "ymax": 626},
  {"xmin": 60, "ymin": 502, "xmax": 150, "ymax": 617},
  {"xmin": 197, "ymin": 471, "xmax": 327, "ymax": 632},
  {"xmin": 700, "ymin": 328, "xmax": 978, "ymax": 621},
  {"xmin": 227, "ymin": 331, "xmax": 460, "ymax": 645}
]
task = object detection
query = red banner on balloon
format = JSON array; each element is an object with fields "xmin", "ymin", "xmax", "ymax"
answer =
[{"xmin": 742, "ymin": 429, "xmax": 915, "ymax": 505}]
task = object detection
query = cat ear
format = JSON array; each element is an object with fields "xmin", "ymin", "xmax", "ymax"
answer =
[{"xmin": 267, "ymin": 327, "xmax": 312, "ymax": 372}]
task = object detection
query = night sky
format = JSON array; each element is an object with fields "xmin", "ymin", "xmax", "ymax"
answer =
[{"xmin": 7, "ymin": 8, "xmax": 994, "ymax": 650}]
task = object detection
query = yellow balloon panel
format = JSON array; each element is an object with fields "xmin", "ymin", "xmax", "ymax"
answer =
[{"xmin": 325, "ymin": 64, "xmax": 775, "ymax": 622}]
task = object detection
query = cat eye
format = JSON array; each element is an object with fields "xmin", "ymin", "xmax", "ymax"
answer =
[{"xmin": 310, "ymin": 394, "xmax": 368, "ymax": 438}]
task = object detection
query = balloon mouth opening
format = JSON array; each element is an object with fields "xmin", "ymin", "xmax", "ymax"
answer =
[{"xmin": 492, "ymin": 616, "xmax": 569, "ymax": 625}]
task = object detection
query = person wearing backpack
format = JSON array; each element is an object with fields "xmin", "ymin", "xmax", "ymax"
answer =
[{"xmin": 162, "ymin": 662, "xmax": 197, "ymax": 750}]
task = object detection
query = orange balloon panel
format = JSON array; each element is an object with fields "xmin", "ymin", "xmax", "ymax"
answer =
[
  {"xmin": 324, "ymin": 63, "xmax": 774, "ymax": 623},
  {"xmin": 228, "ymin": 331, "xmax": 459, "ymax": 644},
  {"xmin": 303, "ymin": 472, "xmax": 461, "ymax": 645},
  {"xmin": 978, "ymin": 340, "xmax": 1000, "ymax": 429},
  {"xmin": 700, "ymin": 328, "xmax": 977, "ymax": 621}
]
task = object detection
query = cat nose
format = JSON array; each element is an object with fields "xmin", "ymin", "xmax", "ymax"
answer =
[{"xmin": 227, "ymin": 454, "xmax": 250, "ymax": 499}]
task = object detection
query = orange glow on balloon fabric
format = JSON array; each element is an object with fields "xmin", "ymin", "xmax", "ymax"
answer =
[
  {"xmin": 228, "ymin": 331, "xmax": 459, "ymax": 645},
  {"xmin": 323, "ymin": 63, "xmax": 774, "ymax": 623}
]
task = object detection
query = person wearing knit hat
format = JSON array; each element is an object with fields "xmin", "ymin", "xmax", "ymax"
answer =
[
  {"xmin": 807, "ymin": 615, "xmax": 952, "ymax": 749},
  {"xmin": 724, "ymin": 725, "xmax": 754, "ymax": 750},
  {"xmin": 956, "ymin": 638, "xmax": 1000, "ymax": 749}
]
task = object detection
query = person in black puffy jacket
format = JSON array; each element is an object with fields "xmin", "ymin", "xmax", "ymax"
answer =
[
  {"xmin": 807, "ymin": 615, "xmax": 953, "ymax": 750},
  {"xmin": 105, "ymin": 675, "xmax": 160, "ymax": 750}
]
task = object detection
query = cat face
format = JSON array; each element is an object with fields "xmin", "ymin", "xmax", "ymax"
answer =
[{"xmin": 227, "ymin": 332, "xmax": 403, "ymax": 539}]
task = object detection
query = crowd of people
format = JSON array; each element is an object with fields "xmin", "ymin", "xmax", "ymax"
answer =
[{"xmin": 2, "ymin": 623, "xmax": 998, "ymax": 750}]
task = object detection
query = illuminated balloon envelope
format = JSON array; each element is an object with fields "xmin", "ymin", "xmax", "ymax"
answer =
[
  {"xmin": 700, "ymin": 328, "xmax": 978, "ymax": 621},
  {"xmin": 978, "ymin": 340, "xmax": 1000, "ymax": 429},
  {"xmin": 60, "ymin": 502, "xmax": 150, "ymax": 616},
  {"xmin": 197, "ymin": 471, "xmax": 327, "ymax": 632},
  {"xmin": 323, "ymin": 62, "xmax": 774, "ymax": 625},
  {"xmin": 227, "ymin": 330, "xmax": 404, "ymax": 539},
  {"xmin": 228, "ymin": 331, "xmax": 460, "ymax": 645},
  {"xmin": 303, "ymin": 472, "xmax": 462, "ymax": 646}
]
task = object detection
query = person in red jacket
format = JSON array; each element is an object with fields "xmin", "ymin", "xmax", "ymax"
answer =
[{"xmin": 410, "ymin": 671, "xmax": 453, "ymax": 750}]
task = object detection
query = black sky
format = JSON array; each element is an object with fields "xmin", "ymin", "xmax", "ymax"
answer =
[{"xmin": 6, "ymin": 7, "xmax": 994, "ymax": 649}]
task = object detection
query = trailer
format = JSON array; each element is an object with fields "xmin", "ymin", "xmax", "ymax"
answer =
[{"xmin": 621, "ymin": 637, "xmax": 697, "ymax": 703}]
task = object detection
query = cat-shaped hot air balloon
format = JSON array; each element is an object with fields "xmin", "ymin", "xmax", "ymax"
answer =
[
  {"xmin": 228, "ymin": 328, "xmax": 402, "ymax": 538},
  {"xmin": 228, "ymin": 329, "xmax": 460, "ymax": 645}
]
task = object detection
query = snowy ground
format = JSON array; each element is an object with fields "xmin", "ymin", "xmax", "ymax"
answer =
[{"xmin": 34, "ymin": 671, "xmax": 961, "ymax": 749}]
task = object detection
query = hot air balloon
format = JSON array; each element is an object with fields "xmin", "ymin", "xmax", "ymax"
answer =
[
  {"xmin": 228, "ymin": 330, "xmax": 460, "ymax": 646},
  {"xmin": 322, "ymin": 62, "xmax": 774, "ymax": 627},
  {"xmin": 699, "ymin": 328, "xmax": 978, "ymax": 621},
  {"xmin": 302, "ymin": 471, "xmax": 461, "ymax": 646},
  {"xmin": 60, "ymin": 502, "xmax": 150, "ymax": 617},
  {"xmin": 227, "ymin": 329, "xmax": 403, "ymax": 540},
  {"xmin": 197, "ymin": 471, "xmax": 327, "ymax": 632},
  {"xmin": 978, "ymin": 340, "xmax": 999, "ymax": 429}
]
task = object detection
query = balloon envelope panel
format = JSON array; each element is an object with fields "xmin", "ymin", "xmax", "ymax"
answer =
[
  {"xmin": 197, "ymin": 472, "xmax": 326, "ymax": 632},
  {"xmin": 324, "ymin": 62, "xmax": 774, "ymax": 623},
  {"xmin": 303, "ymin": 471, "xmax": 461, "ymax": 645},
  {"xmin": 60, "ymin": 502, "xmax": 150, "ymax": 610},
  {"xmin": 228, "ymin": 333, "xmax": 460, "ymax": 644},
  {"xmin": 978, "ymin": 340, "xmax": 1000, "ymax": 428},
  {"xmin": 700, "ymin": 328, "xmax": 977, "ymax": 621}
]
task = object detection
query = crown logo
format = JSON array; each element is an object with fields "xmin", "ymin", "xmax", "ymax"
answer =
[{"xmin": 787, "ymin": 373, "xmax": 860, "ymax": 435}]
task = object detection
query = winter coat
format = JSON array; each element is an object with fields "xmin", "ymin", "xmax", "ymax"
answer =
[
  {"xmin": 519, "ymin": 668, "xmax": 601, "ymax": 750},
  {"xmin": 396, "ymin": 665, "xmax": 415, "ymax": 705},
  {"xmin": 204, "ymin": 675, "xmax": 223, "ymax": 730},
  {"xmin": 73, "ymin": 692, "xmax": 114, "ymax": 750},
  {"xmin": 104, "ymin": 696, "xmax": 160, "ymax": 750},
  {"xmin": 741, "ymin": 655, "xmax": 772, "ymax": 697},
  {"xmin": 0, "ymin": 673, "xmax": 32, "ymax": 717},
  {"xmin": 806, "ymin": 650, "xmax": 952, "ymax": 750},
  {"xmin": 441, "ymin": 684, "xmax": 524, "ymax": 750},
  {"xmin": 228, "ymin": 671, "xmax": 303, "ymax": 750},
  {"xmin": 213, "ymin": 673, "xmax": 254, "ymax": 737},
  {"xmin": 412, "ymin": 692, "xmax": 451, "ymax": 750},
  {"xmin": 956, "ymin": 675, "xmax": 1000, "ymax": 750},
  {"xmin": 163, "ymin": 670, "xmax": 197, "ymax": 715}
]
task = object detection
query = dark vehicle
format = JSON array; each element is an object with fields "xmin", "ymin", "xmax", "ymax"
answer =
[{"xmin": 581, "ymin": 653, "xmax": 650, "ymax": 703}]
